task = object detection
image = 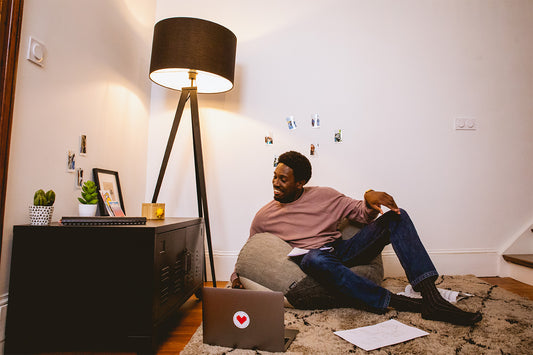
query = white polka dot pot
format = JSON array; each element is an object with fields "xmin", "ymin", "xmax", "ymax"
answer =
[{"xmin": 29, "ymin": 205, "xmax": 54, "ymax": 226}]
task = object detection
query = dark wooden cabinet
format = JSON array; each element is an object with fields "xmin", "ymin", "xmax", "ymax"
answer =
[{"xmin": 5, "ymin": 217, "xmax": 204, "ymax": 353}]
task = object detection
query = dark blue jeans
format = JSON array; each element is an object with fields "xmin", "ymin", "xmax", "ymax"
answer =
[{"xmin": 298, "ymin": 209, "xmax": 438, "ymax": 310}]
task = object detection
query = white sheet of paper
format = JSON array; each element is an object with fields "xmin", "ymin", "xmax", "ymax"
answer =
[
  {"xmin": 287, "ymin": 246, "xmax": 333, "ymax": 257},
  {"xmin": 287, "ymin": 247, "xmax": 310, "ymax": 257},
  {"xmin": 398, "ymin": 284, "xmax": 472, "ymax": 303},
  {"xmin": 334, "ymin": 319, "xmax": 429, "ymax": 351}
]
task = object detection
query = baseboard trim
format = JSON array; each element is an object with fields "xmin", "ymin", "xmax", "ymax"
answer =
[
  {"xmin": 381, "ymin": 248, "xmax": 499, "ymax": 277},
  {"xmin": 0, "ymin": 294, "xmax": 8, "ymax": 306},
  {"xmin": 207, "ymin": 248, "xmax": 501, "ymax": 282},
  {"xmin": 0, "ymin": 294, "xmax": 7, "ymax": 343},
  {"xmin": 205, "ymin": 251, "xmax": 236, "ymax": 283}
]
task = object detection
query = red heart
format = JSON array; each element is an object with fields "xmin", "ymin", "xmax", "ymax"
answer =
[{"xmin": 236, "ymin": 315, "xmax": 247, "ymax": 324}]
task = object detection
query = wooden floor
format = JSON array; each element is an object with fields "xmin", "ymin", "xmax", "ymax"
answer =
[{"xmin": 156, "ymin": 277, "xmax": 533, "ymax": 354}]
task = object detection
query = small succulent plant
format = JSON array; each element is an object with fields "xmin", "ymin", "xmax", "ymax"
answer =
[
  {"xmin": 78, "ymin": 181, "xmax": 98, "ymax": 204},
  {"xmin": 34, "ymin": 189, "xmax": 55, "ymax": 206}
]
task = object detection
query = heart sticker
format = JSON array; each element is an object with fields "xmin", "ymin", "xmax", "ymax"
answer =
[{"xmin": 233, "ymin": 311, "xmax": 250, "ymax": 329}]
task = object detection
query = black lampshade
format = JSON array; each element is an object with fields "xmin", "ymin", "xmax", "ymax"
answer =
[{"xmin": 149, "ymin": 17, "xmax": 237, "ymax": 94}]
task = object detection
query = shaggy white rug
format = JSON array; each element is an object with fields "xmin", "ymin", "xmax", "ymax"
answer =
[{"xmin": 180, "ymin": 275, "xmax": 533, "ymax": 354}]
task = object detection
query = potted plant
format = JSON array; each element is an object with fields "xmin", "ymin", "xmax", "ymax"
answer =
[
  {"xmin": 29, "ymin": 189, "xmax": 55, "ymax": 225},
  {"xmin": 78, "ymin": 180, "xmax": 98, "ymax": 216}
]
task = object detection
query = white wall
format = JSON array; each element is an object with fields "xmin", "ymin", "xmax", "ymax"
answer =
[
  {"xmin": 0, "ymin": 0, "xmax": 156, "ymax": 296},
  {"xmin": 150, "ymin": 0, "xmax": 533, "ymax": 280}
]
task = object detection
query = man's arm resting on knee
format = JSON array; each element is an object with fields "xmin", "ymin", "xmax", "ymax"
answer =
[{"xmin": 364, "ymin": 189, "xmax": 400, "ymax": 215}]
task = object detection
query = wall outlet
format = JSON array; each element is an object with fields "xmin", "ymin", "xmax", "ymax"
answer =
[{"xmin": 455, "ymin": 118, "xmax": 477, "ymax": 130}]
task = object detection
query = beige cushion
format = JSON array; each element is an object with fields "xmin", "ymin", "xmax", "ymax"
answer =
[
  {"xmin": 235, "ymin": 221, "xmax": 384, "ymax": 309},
  {"xmin": 236, "ymin": 233, "xmax": 304, "ymax": 294}
]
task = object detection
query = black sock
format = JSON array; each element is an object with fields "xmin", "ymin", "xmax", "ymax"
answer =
[
  {"xmin": 389, "ymin": 293, "xmax": 423, "ymax": 313},
  {"xmin": 417, "ymin": 278, "xmax": 482, "ymax": 326}
]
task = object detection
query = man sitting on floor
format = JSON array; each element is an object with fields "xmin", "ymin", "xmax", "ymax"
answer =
[{"xmin": 231, "ymin": 151, "xmax": 482, "ymax": 326}]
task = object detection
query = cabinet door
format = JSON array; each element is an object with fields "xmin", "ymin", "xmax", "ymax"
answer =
[
  {"xmin": 154, "ymin": 226, "xmax": 186, "ymax": 320},
  {"xmin": 6, "ymin": 226, "xmax": 154, "ymax": 352},
  {"xmin": 185, "ymin": 223, "xmax": 204, "ymax": 291}
]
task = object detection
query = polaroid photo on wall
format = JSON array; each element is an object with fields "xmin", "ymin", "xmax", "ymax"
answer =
[
  {"xmin": 67, "ymin": 150, "xmax": 76, "ymax": 172},
  {"xmin": 76, "ymin": 168, "xmax": 84, "ymax": 188},
  {"xmin": 311, "ymin": 114, "xmax": 321, "ymax": 128},
  {"xmin": 273, "ymin": 155, "xmax": 279, "ymax": 167},
  {"xmin": 265, "ymin": 132, "xmax": 274, "ymax": 145},
  {"xmin": 310, "ymin": 143, "xmax": 320, "ymax": 157},
  {"xmin": 334, "ymin": 129, "xmax": 343, "ymax": 143},
  {"xmin": 80, "ymin": 134, "xmax": 87, "ymax": 155},
  {"xmin": 286, "ymin": 116, "xmax": 297, "ymax": 130}
]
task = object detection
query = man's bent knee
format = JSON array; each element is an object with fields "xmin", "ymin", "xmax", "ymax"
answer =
[
  {"xmin": 300, "ymin": 249, "xmax": 329, "ymax": 273},
  {"xmin": 380, "ymin": 208, "xmax": 411, "ymax": 224}
]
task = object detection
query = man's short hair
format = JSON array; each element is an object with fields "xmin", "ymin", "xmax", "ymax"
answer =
[{"xmin": 278, "ymin": 151, "xmax": 312, "ymax": 184}]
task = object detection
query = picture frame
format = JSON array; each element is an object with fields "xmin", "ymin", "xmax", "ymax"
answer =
[{"xmin": 93, "ymin": 168, "xmax": 126, "ymax": 216}]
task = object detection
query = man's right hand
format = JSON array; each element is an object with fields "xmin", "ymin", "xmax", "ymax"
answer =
[
  {"xmin": 231, "ymin": 276, "xmax": 244, "ymax": 289},
  {"xmin": 364, "ymin": 189, "xmax": 400, "ymax": 215}
]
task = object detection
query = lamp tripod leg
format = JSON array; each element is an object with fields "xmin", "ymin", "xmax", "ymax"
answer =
[
  {"xmin": 151, "ymin": 87, "xmax": 217, "ymax": 287},
  {"xmin": 189, "ymin": 89, "xmax": 217, "ymax": 287},
  {"xmin": 151, "ymin": 89, "xmax": 189, "ymax": 203}
]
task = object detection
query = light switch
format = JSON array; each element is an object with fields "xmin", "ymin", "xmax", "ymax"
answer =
[{"xmin": 27, "ymin": 36, "xmax": 46, "ymax": 67}]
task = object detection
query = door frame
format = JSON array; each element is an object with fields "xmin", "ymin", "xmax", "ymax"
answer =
[{"xmin": 0, "ymin": 0, "xmax": 24, "ymax": 258}]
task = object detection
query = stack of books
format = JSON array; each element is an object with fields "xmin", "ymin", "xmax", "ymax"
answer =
[
  {"xmin": 60, "ymin": 216, "xmax": 147, "ymax": 225},
  {"xmin": 100, "ymin": 190, "xmax": 125, "ymax": 217}
]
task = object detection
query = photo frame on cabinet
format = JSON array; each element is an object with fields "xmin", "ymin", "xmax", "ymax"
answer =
[{"xmin": 93, "ymin": 168, "xmax": 125, "ymax": 215}]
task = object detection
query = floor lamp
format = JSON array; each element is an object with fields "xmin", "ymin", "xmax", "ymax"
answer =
[{"xmin": 149, "ymin": 17, "xmax": 237, "ymax": 287}]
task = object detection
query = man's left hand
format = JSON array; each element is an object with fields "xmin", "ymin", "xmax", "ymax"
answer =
[{"xmin": 364, "ymin": 190, "xmax": 401, "ymax": 215}]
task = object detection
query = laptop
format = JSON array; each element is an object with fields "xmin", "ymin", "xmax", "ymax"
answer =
[{"xmin": 202, "ymin": 287, "xmax": 299, "ymax": 352}]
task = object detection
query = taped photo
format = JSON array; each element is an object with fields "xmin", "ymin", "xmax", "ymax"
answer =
[
  {"xmin": 265, "ymin": 133, "xmax": 274, "ymax": 145},
  {"xmin": 334, "ymin": 129, "xmax": 343, "ymax": 143},
  {"xmin": 310, "ymin": 143, "xmax": 319, "ymax": 156},
  {"xmin": 67, "ymin": 150, "xmax": 76, "ymax": 172},
  {"xmin": 311, "ymin": 114, "xmax": 321, "ymax": 128},
  {"xmin": 286, "ymin": 116, "xmax": 297, "ymax": 130},
  {"xmin": 80, "ymin": 134, "xmax": 87, "ymax": 155}
]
